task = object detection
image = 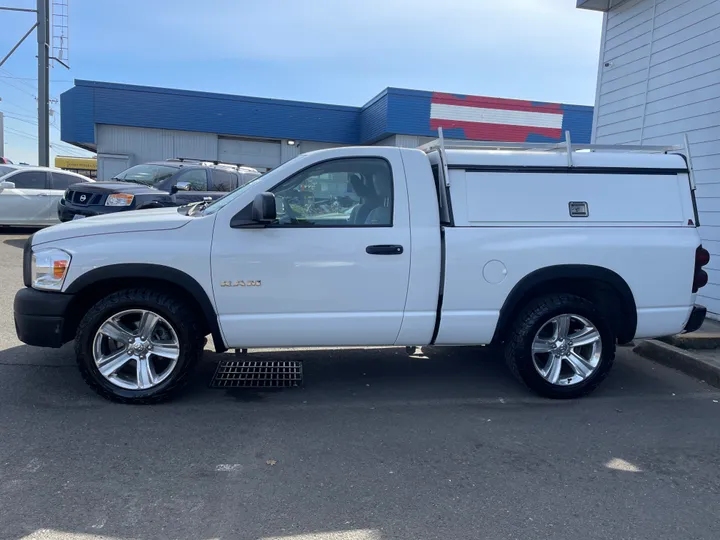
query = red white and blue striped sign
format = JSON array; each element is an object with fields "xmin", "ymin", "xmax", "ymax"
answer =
[{"xmin": 430, "ymin": 92, "xmax": 565, "ymax": 142}]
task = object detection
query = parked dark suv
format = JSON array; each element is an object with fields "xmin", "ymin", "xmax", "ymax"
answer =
[{"xmin": 57, "ymin": 159, "xmax": 260, "ymax": 222}]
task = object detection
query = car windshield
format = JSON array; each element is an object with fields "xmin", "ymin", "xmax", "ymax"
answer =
[
  {"xmin": 0, "ymin": 165, "xmax": 18, "ymax": 177},
  {"xmin": 112, "ymin": 164, "xmax": 178, "ymax": 186}
]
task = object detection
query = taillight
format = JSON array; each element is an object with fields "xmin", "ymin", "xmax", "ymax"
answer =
[{"xmin": 693, "ymin": 245, "xmax": 710, "ymax": 293}]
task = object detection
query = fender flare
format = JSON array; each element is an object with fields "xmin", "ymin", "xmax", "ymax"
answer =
[
  {"xmin": 65, "ymin": 263, "xmax": 226, "ymax": 351},
  {"xmin": 492, "ymin": 264, "xmax": 637, "ymax": 344}
]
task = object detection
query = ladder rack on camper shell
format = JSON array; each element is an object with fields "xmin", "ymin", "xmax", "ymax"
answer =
[
  {"xmin": 420, "ymin": 128, "xmax": 697, "ymax": 190},
  {"xmin": 166, "ymin": 157, "xmax": 259, "ymax": 173}
]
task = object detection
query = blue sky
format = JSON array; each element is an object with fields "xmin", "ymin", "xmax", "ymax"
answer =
[{"xmin": 0, "ymin": 0, "xmax": 603, "ymax": 165}]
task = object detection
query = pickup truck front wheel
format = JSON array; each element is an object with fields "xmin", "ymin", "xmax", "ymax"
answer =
[
  {"xmin": 505, "ymin": 294, "xmax": 615, "ymax": 399},
  {"xmin": 75, "ymin": 288, "xmax": 204, "ymax": 404}
]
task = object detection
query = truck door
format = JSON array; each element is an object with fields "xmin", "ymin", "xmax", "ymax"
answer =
[{"xmin": 210, "ymin": 152, "xmax": 412, "ymax": 347}]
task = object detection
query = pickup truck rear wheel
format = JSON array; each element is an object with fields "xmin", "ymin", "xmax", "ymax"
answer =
[
  {"xmin": 504, "ymin": 294, "xmax": 615, "ymax": 399},
  {"xmin": 75, "ymin": 288, "xmax": 204, "ymax": 404}
]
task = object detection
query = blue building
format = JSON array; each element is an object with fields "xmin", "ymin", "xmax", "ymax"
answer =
[{"xmin": 61, "ymin": 80, "xmax": 593, "ymax": 178}]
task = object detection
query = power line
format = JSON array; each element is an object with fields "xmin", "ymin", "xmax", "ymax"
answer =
[
  {"xmin": 51, "ymin": 143, "xmax": 91, "ymax": 157},
  {"xmin": 0, "ymin": 68, "xmax": 37, "ymax": 92},
  {"xmin": 6, "ymin": 113, "xmax": 89, "ymax": 156},
  {"xmin": 50, "ymin": 145, "xmax": 88, "ymax": 157},
  {"xmin": 0, "ymin": 75, "xmax": 36, "ymax": 98},
  {"xmin": 0, "ymin": 74, "xmax": 72, "ymax": 83},
  {"xmin": 5, "ymin": 129, "xmax": 90, "ymax": 158},
  {"xmin": 0, "ymin": 94, "xmax": 38, "ymax": 116},
  {"xmin": 5, "ymin": 127, "xmax": 37, "ymax": 141},
  {"xmin": 4, "ymin": 114, "xmax": 37, "ymax": 127},
  {"xmin": 3, "ymin": 111, "xmax": 37, "ymax": 122}
]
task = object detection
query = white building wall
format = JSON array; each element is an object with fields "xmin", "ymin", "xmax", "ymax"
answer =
[
  {"xmin": 218, "ymin": 137, "xmax": 281, "ymax": 169},
  {"xmin": 374, "ymin": 135, "xmax": 424, "ymax": 147},
  {"xmin": 96, "ymin": 125, "xmax": 218, "ymax": 178},
  {"xmin": 591, "ymin": 0, "xmax": 720, "ymax": 314}
]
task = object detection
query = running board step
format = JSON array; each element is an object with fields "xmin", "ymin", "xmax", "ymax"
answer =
[{"xmin": 210, "ymin": 359, "xmax": 303, "ymax": 388}]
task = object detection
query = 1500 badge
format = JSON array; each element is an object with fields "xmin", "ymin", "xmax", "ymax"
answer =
[{"xmin": 220, "ymin": 280, "xmax": 261, "ymax": 287}]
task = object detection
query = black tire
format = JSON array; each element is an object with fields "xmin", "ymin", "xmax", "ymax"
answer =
[
  {"xmin": 504, "ymin": 294, "xmax": 615, "ymax": 399},
  {"xmin": 75, "ymin": 288, "xmax": 204, "ymax": 404}
]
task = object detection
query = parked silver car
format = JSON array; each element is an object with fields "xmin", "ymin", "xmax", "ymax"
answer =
[{"xmin": 0, "ymin": 167, "xmax": 94, "ymax": 227}]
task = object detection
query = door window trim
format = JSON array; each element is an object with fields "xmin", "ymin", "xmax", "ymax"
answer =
[{"xmin": 265, "ymin": 156, "xmax": 395, "ymax": 229}]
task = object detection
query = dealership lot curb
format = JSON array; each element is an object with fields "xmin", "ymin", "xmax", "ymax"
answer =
[{"xmin": 634, "ymin": 339, "xmax": 720, "ymax": 389}]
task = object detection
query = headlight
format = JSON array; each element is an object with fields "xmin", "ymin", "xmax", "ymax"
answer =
[
  {"xmin": 31, "ymin": 249, "xmax": 71, "ymax": 291},
  {"xmin": 105, "ymin": 193, "xmax": 134, "ymax": 207}
]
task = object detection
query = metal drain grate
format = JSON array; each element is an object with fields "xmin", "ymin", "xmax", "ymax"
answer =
[{"xmin": 210, "ymin": 359, "xmax": 303, "ymax": 388}]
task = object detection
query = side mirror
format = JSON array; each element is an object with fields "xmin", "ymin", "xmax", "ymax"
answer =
[
  {"xmin": 0, "ymin": 180, "xmax": 15, "ymax": 193},
  {"xmin": 171, "ymin": 181, "xmax": 191, "ymax": 194},
  {"xmin": 230, "ymin": 192, "xmax": 277, "ymax": 228},
  {"xmin": 252, "ymin": 192, "xmax": 277, "ymax": 222}
]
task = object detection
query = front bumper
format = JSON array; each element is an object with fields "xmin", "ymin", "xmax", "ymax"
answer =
[
  {"xmin": 57, "ymin": 198, "xmax": 126, "ymax": 222},
  {"xmin": 683, "ymin": 305, "xmax": 707, "ymax": 334},
  {"xmin": 14, "ymin": 287, "xmax": 75, "ymax": 348}
]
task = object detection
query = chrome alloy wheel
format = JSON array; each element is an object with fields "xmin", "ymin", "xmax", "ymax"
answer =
[
  {"xmin": 531, "ymin": 314, "xmax": 602, "ymax": 386},
  {"xmin": 92, "ymin": 309, "xmax": 180, "ymax": 390}
]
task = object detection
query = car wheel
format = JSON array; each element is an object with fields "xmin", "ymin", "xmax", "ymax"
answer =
[
  {"xmin": 75, "ymin": 288, "xmax": 204, "ymax": 404},
  {"xmin": 504, "ymin": 294, "xmax": 615, "ymax": 399}
]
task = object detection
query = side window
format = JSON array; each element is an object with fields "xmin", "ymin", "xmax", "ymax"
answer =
[
  {"xmin": 176, "ymin": 169, "xmax": 208, "ymax": 191},
  {"xmin": 211, "ymin": 169, "xmax": 237, "ymax": 192},
  {"xmin": 10, "ymin": 171, "xmax": 47, "ymax": 189},
  {"xmin": 270, "ymin": 158, "xmax": 393, "ymax": 227},
  {"xmin": 51, "ymin": 172, "xmax": 86, "ymax": 190}
]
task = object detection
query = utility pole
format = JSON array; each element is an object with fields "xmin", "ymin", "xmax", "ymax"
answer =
[
  {"xmin": 37, "ymin": 0, "xmax": 50, "ymax": 166},
  {"xmin": 0, "ymin": 1, "xmax": 67, "ymax": 166}
]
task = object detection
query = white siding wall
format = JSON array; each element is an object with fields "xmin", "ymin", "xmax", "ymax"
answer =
[
  {"xmin": 282, "ymin": 140, "xmax": 343, "ymax": 164},
  {"xmin": 593, "ymin": 0, "xmax": 720, "ymax": 314},
  {"xmin": 96, "ymin": 125, "xmax": 218, "ymax": 177},
  {"xmin": 374, "ymin": 135, "xmax": 397, "ymax": 146},
  {"xmin": 218, "ymin": 137, "xmax": 281, "ymax": 169},
  {"xmin": 374, "ymin": 135, "xmax": 422, "ymax": 147}
]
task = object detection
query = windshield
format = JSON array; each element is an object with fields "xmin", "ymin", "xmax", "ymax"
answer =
[
  {"xmin": 0, "ymin": 165, "xmax": 18, "ymax": 177},
  {"xmin": 201, "ymin": 173, "xmax": 265, "ymax": 216},
  {"xmin": 113, "ymin": 164, "xmax": 178, "ymax": 186}
]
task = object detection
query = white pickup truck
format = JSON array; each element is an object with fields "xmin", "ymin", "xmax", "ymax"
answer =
[{"xmin": 14, "ymin": 137, "xmax": 710, "ymax": 403}]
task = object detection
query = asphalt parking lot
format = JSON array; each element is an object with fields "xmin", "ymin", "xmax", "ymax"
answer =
[{"xmin": 1, "ymin": 229, "xmax": 720, "ymax": 540}]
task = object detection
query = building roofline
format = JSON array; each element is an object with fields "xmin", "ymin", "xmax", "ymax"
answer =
[
  {"xmin": 576, "ymin": 0, "xmax": 613, "ymax": 12},
  {"xmin": 73, "ymin": 79, "xmax": 594, "ymax": 114},
  {"xmin": 73, "ymin": 79, "xmax": 362, "ymax": 113}
]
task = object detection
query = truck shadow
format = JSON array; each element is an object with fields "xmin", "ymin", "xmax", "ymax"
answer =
[
  {"xmin": 0, "ymin": 227, "xmax": 35, "ymax": 248},
  {"xmin": 197, "ymin": 345, "xmax": 522, "ymax": 404},
  {"xmin": 3, "ymin": 238, "xmax": 26, "ymax": 249},
  {"xmin": 0, "ymin": 343, "xmax": 521, "ymax": 407},
  {"xmin": 0, "ymin": 342, "xmax": 711, "ymax": 408}
]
